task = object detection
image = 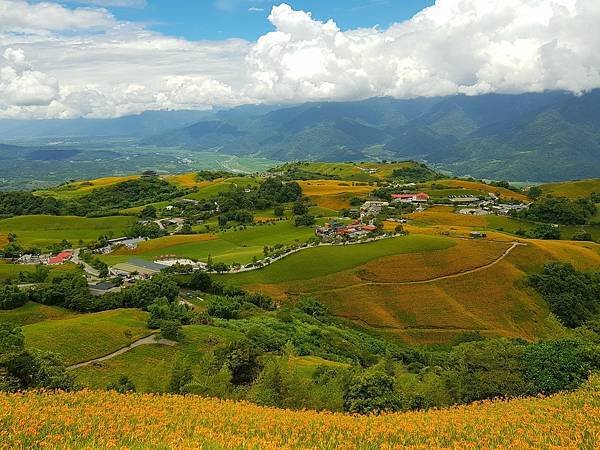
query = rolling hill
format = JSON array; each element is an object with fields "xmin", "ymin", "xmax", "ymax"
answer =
[{"xmin": 145, "ymin": 90, "xmax": 600, "ymax": 182}]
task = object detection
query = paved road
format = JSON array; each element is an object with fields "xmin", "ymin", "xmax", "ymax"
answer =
[
  {"xmin": 67, "ymin": 334, "xmax": 176, "ymax": 370},
  {"xmin": 71, "ymin": 248, "xmax": 100, "ymax": 278}
]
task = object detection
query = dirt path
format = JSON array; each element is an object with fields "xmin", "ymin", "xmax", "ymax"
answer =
[
  {"xmin": 68, "ymin": 334, "xmax": 177, "ymax": 370},
  {"xmin": 297, "ymin": 241, "xmax": 525, "ymax": 295}
]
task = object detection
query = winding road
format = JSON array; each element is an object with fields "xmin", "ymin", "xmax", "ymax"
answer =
[{"xmin": 68, "ymin": 334, "xmax": 176, "ymax": 370}]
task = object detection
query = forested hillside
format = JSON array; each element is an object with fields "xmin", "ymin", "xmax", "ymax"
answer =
[{"xmin": 146, "ymin": 91, "xmax": 600, "ymax": 181}]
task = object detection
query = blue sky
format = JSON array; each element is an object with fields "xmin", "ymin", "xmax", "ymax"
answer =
[{"xmin": 90, "ymin": 0, "xmax": 435, "ymax": 41}]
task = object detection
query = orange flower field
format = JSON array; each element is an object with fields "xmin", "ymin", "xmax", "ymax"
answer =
[{"xmin": 1, "ymin": 376, "xmax": 599, "ymax": 449}]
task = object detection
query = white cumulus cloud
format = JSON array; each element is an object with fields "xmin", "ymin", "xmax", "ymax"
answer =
[{"xmin": 0, "ymin": 0, "xmax": 600, "ymax": 118}]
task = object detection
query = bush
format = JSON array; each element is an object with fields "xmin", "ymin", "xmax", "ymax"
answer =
[
  {"xmin": 344, "ymin": 370, "xmax": 401, "ymax": 414},
  {"xmin": 0, "ymin": 285, "xmax": 28, "ymax": 310},
  {"xmin": 529, "ymin": 224, "xmax": 560, "ymax": 240},
  {"xmin": 107, "ymin": 375, "xmax": 136, "ymax": 393},
  {"xmin": 160, "ymin": 320, "xmax": 184, "ymax": 341},
  {"xmin": 294, "ymin": 214, "xmax": 316, "ymax": 227},
  {"xmin": 527, "ymin": 263, "xmax": 600, "ymax": 328},
  {"xmin": 522, "ymin": 340, "xmax": 595, "ymax": 395}
]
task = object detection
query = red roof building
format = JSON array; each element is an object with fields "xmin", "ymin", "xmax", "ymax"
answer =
[{"xmin": 48, "ymin": 251, "xmax": 73, "ymax": 265}]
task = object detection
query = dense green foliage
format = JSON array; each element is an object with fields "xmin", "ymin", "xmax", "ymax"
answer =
[
  {"xmin": 528, "ymin": 263, "xmax": 600, "ymax": 328},
  {"xmin": 0, "ymin": 324, "xmax": 75, "ymax": 392},
  {"xmin": 391, "ymin": 163, "xmax": 441, "ymax": 182},
  {"xmin": 0, "ymin": 192, "xmax": 61, "ymax": 217},
  {"xmin": 519, "ymin": 196, "xmax": 597, "ymax": 225}
]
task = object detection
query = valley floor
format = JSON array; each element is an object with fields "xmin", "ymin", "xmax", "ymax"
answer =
[{"xmin": 1, "ymin": 376, "xmax": 598, "ymax": 449}]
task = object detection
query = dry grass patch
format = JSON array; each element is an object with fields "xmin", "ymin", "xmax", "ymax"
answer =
[
  {"xmin": 165, "ymin": 173, "xmax": 215, "ymax": 188},
  {"xmin": 299, "ymin": 180, "xmax": 374, "ymax": 210},
  {"xmin": 409, "ymin": 206, "xmax": 488, "ymax": 228}
]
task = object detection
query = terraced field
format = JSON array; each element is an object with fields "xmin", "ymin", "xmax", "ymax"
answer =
[
  {"xmin": 0, "ymin": 215, "xmax": 136, "ymax": 247},
  {"xmin": 73, "ymin": 325, "xmax": 244, "ymax": 392},
  {"xmin": 291, "ymin": 161, "xmax": 418, "ymax": 181},
  {"xmin": 0, "ymin": 261, "xmax": 79, "ymax": 281},
  {"xmin": 184, "ymin": 176, "xmax": 261, "ymax": 201},
  {"xmin": 223, "ymin": 235, "xmax": 453, "ymax": 286}
]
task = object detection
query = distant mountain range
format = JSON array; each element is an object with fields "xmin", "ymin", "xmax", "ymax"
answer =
[{"xmin": 2, "ymin": 91, "xmax": 600, "ymax": 181}]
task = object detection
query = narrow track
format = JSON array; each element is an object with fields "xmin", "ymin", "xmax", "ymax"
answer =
[
  {"xmin": 68, "ymin": 334, "xmax": 176, "ymax": 370},
  {"xmin": 292, "ymin": 241, "xmax": 525, "ymax": 295}
]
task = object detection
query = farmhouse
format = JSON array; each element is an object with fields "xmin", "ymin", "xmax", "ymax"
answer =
[
  {"xmin": 391, "ymin": 192, "xmax": 430, "ymax": 204},
  {"xmin": 110, "ymin": 259, "xmax": 167, "ymax": 278},
  {"xmin": 316, "ymin": 221, "xmax": 378, "ymax": 240},
  {"xmin": 360, "ymin": 201, "xmax": 389, "ymax": 217},
  {"xmin": 48, "ymin": 251, "xmax": 73, "ymax": 265}
]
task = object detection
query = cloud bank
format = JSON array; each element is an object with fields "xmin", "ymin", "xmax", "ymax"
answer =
[{"xmin": 1, "ymin": 0, "xmax": 599, "ymax": 118}]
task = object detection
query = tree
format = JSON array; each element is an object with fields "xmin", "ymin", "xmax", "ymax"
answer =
[
  {"xmin": 107, "ymin": 375, "xmax": 136, "ymax": 393},
  {"xmin": 294, "ymin": 214, "xmax": 315, "ymax": 227},
  {"xmin": 1, "ymin": 325, "xmax": 76, "ymax": 392},
  {"xmin": 188, "ymin": 271, "xmax": 212, "ymax": 291},
  {"xmin": 139, "ymin": 205, "xmax": 157, "ymax": 219},
  {"xmin": 527, "ymin": 263, "xmax": 600, "ymax": 328},
  {"xmin": 160, "ymin": 320, "xmax": 183, "ymax": 341},
  {"xmin": 527, "ymin": 186, "xmax": 543, "ymax": 200},
  {"xmin": 168, "ymin": 358, "xmax": 193, "ymax": 393},
  {"xmin": 273, "ymin": 205, "xmax": 285, "ymax": 217},
  {"xmin": 0, "ymin": 285, "xmax": 28, "ymax": 310},
  {"xmin": 445, "ymin": 339, "xmax": 527, "ymax": 403},
  {"xmin": 216, "ymin": 340, "xmax": 262, "ymax": 385},
  {"xmin": 344, "ymin": 370, "xmax": 401, "ymax": 414},
  {"xmin": 292, "ymin": 201, "xmax": 309, "ymax": 216},
  {"xmin": 530, "ymin": 224, "xmax": 560, "ymax": 240},
  {"xmin": 522, "ymin": 340, "xmax": 594, "ymax": 395},
  {"xmin": 298, "ymin": 297, "xmax": 328, "ymax": 317}
]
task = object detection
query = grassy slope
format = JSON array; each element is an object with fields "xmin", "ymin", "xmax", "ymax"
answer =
[
  {"xmin": 73, "ymin": 325, "xmax": 244, "ymax": 392},
  {"xmin": 540, "ymin": 178, "xmax": 600, "ymax": 198},
  {"xmin": 0, "ymin": 302, "xmax": 76, "ymax": 326},
  {"xmin": 230, "ymin": 236, "xmax": 600, "ymax": 344},
  {"xmin": 22, "ymin": 309, "xmax": 150, "ymax": 365},
  {"xmin": 222, "ymin": 235, "xmax": 454, "ymax": 285},
  {"xmin": 427, "ymin": 179, "xmax": 530, "ymax": 202},
  {"xmin": 1, "ymin": 376, "xmax": 598, "ymax": 448},
  {"xmin": 35, "ymin": 175, "xmax": 141, "ymax": 200},
  {"xmin": 298, "ymin": 180, "xmax": 374, "ymax": 210},
  {"xmin": 0, "ymin": 261, "xmax": 79, "ymax": 281},
  {"xmin": 0, "ymin": 215, "xmax": 136, "ymax": 247},
  {"xmin": 293, "ymin": 161, "xmax": 417, "ymax": 181},
  {"xmin": 100, "ymin": 221, "xmax": 318, "ymax": 265}
]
